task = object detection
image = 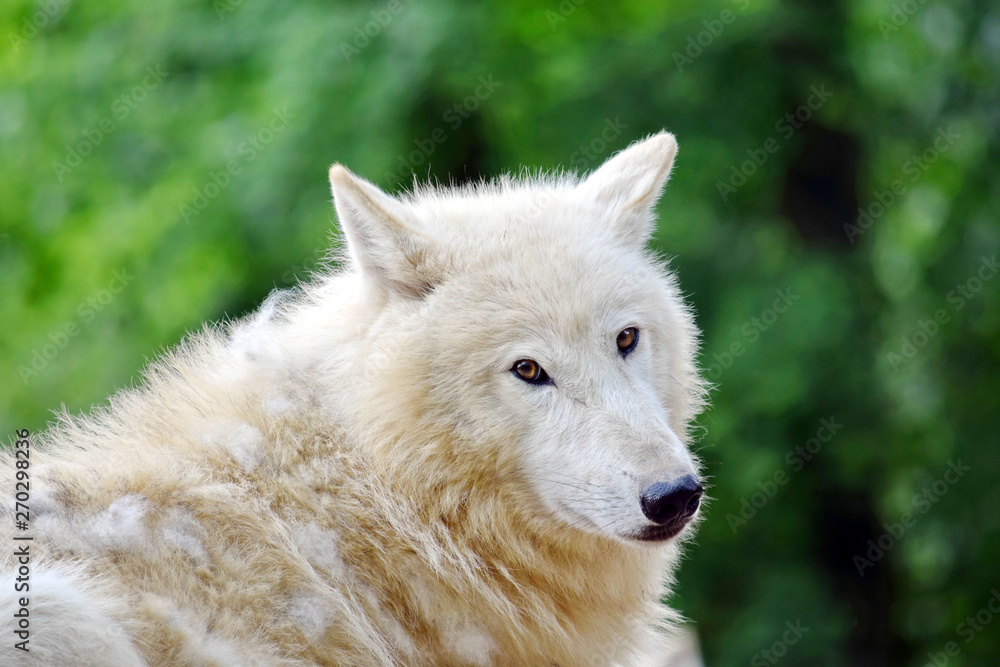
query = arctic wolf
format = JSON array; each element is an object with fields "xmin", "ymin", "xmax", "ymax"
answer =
[{"xmin": 3, "ymin": 132, "xmax": 708, "ymax": 666}]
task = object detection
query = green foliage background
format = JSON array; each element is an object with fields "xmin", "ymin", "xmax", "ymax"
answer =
[{"xmin": 2, "ymin": 0, "xmax": 998, "ymax": 664}]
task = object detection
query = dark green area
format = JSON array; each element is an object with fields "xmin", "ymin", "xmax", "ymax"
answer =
[{"xmin": 2, "ymin": 0, "xmax": 998, "ymax": 664}]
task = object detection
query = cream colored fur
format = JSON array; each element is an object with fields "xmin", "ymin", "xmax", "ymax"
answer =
[{"xmin": 3, "ymin": 132, "xmax": 708, "ymax": 666}]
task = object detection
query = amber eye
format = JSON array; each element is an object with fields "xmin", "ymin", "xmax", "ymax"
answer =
[
  {"xmin": 512, "ymin": 359, "xmax": 550, "ymax": 384},
  {"xmin": 617, "ymin": 327, "xmax": 639, "ymax": 355}
]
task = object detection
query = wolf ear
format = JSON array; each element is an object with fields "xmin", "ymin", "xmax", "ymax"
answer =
[
  {"xmin": 329, "ymin": 165, "xmax": 435, "ymax": 297},
  {"xmin": 578, "ymin": 132, "xmax": 678, "ymax": 246}
]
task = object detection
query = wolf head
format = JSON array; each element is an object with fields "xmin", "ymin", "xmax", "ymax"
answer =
[{"xmin": 327, "ymin": 132, "xmax": 707, "ymax": 546}]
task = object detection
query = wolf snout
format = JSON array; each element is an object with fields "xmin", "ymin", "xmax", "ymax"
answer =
[{"xmin": 639, "ymin": 475, "xmax": 703, "ymax": 526}]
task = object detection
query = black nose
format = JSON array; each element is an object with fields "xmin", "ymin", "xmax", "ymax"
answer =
[{"xmin": 640, "ymin": 475, "xmax": 703, "ymax": 525}]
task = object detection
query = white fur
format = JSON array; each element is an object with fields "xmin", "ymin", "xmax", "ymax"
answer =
[
  {"xmin": 0, "ymin": 566, "xmax": 147, "ymax": 666},
  {"xmin": 285, "ymin": 593, "xmax": 334, "ymax": 641},
  {"xmin": 201, "ymin": 418, "xmax": 266, "ymax": 469},
  {"xmin": 2, "ymin": 132, "xmax": 708, "ymax": 665},
  {"xmin": 440, "ymin": 618, "xmax": 497, "ymax": 666},
  {"xmin": 290, "ymin": 523, "xmax": 346, "ymax": 578}
]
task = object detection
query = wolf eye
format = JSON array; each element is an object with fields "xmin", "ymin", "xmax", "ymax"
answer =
[
  {"xmin": 512, "ymin": 359, "xmax": 550, "ymax": 384},
  {"xmin": 617, "ymin": 327, "xmax": 639, "ymax": 355}
]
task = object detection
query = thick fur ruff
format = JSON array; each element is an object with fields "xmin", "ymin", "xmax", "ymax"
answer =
[{"xmin": 3, "ymin": 132, "xmax": 708, "ymax": 666}]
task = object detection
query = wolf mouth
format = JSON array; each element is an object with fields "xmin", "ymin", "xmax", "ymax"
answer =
[{"xmin": 633, "ymin": 522, "xmax": 689, "ymax": 542}]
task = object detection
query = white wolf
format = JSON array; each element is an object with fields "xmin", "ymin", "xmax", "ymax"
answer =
[{"xmin": 2, "ymin": 131, "xmax": 708, "ymax": 666}]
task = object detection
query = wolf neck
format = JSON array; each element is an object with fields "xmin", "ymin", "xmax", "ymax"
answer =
[{"xmin": 343, "ymin": 432, "xmax": 676, "ymax": 663}]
